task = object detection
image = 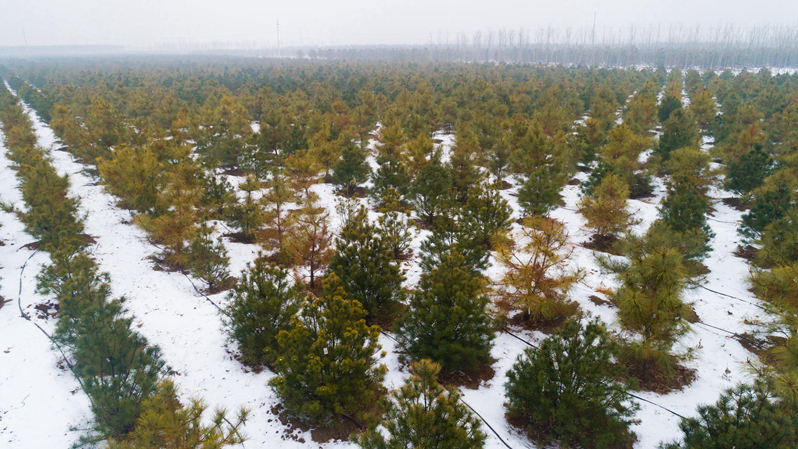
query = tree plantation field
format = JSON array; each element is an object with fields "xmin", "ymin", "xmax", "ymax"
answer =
[{"xmin": 1, "ymin": 59, "xmax": 798, "ymax": 449}]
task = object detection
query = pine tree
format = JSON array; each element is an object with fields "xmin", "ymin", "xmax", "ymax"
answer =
[
  {"xmin": 406, "ymin": 132, "xmax": 434, "ymax": 179},
  {"xmin": 661, "ymin": 381, "xmax": 798, "ymax": 449},
  {"xmin": 186, "ymin": 225, "xmax": 230, "ymax": 294},
  {"xmin": 658, "ymin": 147, "xmax": 714, "ymax": 259},
  {"xmin": 19, "ymin": 158, "xmax": 85, "ymax": 254},
  {"xmin": 227, "ymin": 174, "xmax": 265, "ymax": 243},
  {"xmin": 419, "ymin": 204, "xmax": 489, "ymax": 274},
  {"xmin": 135, "ymin": 145, "xmax": 203, "ymax": 268},
  {"xmin": 590, "ymin": 124, "xmax": 654, "ymax": 198},
  {"xmin": 396, "ymin": 252, "xmax": 494, "ymax": 372},
  {"xmin": 107, "ymin": 379, "xmax": 250, "ymax": 449},
  {"xmin": 658, "ymin": 108, "xmax": 701, "ymax": 162},
  {"xmin": 353, "ymin": 359, "xmax": 486, "ymax": 449},
  {"xmin": 270, "ymin": 279, "xmax": 387, "ymax": 426},
  {"xmin": 658, "ymin": 95, "xmax": 682, "ymax": 124},
  {"xmin": 448, "ymin": 132, "xmax": 482, "ymax": 201},
  {"xmin": 578, "ymin": 173, "xmax": 636, "ymax": 249},
  {"xmin": 262, "ymin": 169, "xmax": 298, "ymax": 266},
  {"xmin": 97, "ymin": 144, "xmax": 163, "ymax": 215},
  {"xmin": 598, "ymin": 230, "xmax": 693, "ymax": 382},
  {"xmin": 284, "ymin": 150, "xmax": 321, "ymax": 203},
  {"xmin": 333, "ymin": 139, "xmax": 370, "ymax": 197},
  {"xmin": 198, "ymin": 172, "xmax": 236, "ymax": 221},
  {"xmin": 71, "ymin": 299, "xmax": 165, "ymax": 437},
  {"xmin": 309, "ymin": 122, "xmax": 342, "ymax": 179},
  {"xmin": 493, "ymin": 216, "xmax": 583, "ymax": 324},
  {"xmin": 511, "ymin": 121, "xmax": 566, "ymax": 217},
  {"xmin": 505, "ymin": 319, "xmax": 639, "ymax": 449},
  {"xmin": 726, "ymin": 143, "xmax": 773, "ymax": 196},
  {"xmin": 37, "ymin": 249, "xmax": 111, "ymax": 337},
  {"xmin": 371, "ymin": 123, "xmax": 411, "ymax": 203},
  {"xmin": 410, "ymin": 153, "xmax": 452, "ymax": 225},
  {"xmin": 741, "ymin": 171, "xmax": 796, "ymax": 240},
  {"xmin": 326, "ymin": 206, "xmax": 405, "ymax": 321},
  {"xmin": 689, "ymin": 89, "xmax": 717, "ymax": 131},
  {"xmin": 287, "ymin": 199, "xmax": 334, "ymax": 292},
  {"xmin": 377, "ymin": 188, "xmax": 416, "ymax": 261},
  {"xmin": 461, "ymin": 181, "xmax": 513, "ymax": 248},
  {"xmin": 224, "ymin": 256, "xmax": 304, "ymax": 367}
]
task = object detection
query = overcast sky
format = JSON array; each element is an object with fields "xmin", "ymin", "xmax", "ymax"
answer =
[{"xmin": 1, "ymin": 0, "xmax": 796, "ymax": 48}]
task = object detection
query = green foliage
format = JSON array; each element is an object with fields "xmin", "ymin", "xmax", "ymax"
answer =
[
  {"xmin": 658, "ymin": 95, "xmax": 683, "ymax": 124},
  {"xmin": 419, "ymin": 205, "xmax": 489, "ymax": 274},
  {"xmin": 36, "ymin": 249, "xmax": 111, "ymax": 336},
  {"xmin": 326, "ymin": 205, "xmax": 405, "ymax": 320},
  {"xmin": 660, "ymin": 381, "xmax": 798, "ymax": 449},
  {"xmin": 756, "ymin": 208, "xmax": 798, "ymax": 267},
  {"xmin": 333, "ymin": 140, "xmax": 370, "ymax": 197},
  {"xmin": 396, "ymin": 252, "xmax": 494, "ymax": 372},
  {"xmin": 107, "ymin": 379, "xmax": 250, "ymax": 449},
  {"xmin": 658, "ymin": 148, "xmax": 714, "ymax": 257},
  {"xmin": 599, "ymin": 228, "xmax": 694, "ymax": 380},
  {"xmin": 741, "ymin": 171, "xmax": 796, "ymax": 241},
  {"xmin": 227, "ymin": 174, "xmax": 265, "ymax": 243},
  {"xmin": 461, "ymin": 181, "xmax": 513, "ymax": 248},
  {"xmin": 410, "ymin": 153, "xmax": 452, "ymax": 225},
  {"xmin": 505, "ymin": 319, "xmax": 639, "ymax": 449},
  {"xmin": 726, "ymin": 143, "xmax": 773, "ymax": 196},
  {"xmin": 370, "ymin": 124, "xmax": 410, "ymax": 203},
  {"xmin": 511, "ymin": 121, "xmax": 567, "ymax": 217},
  {"xmin": 186, "ymin": 225, "xmax": 230, "ymax": 294},
  {"xmin": 225, "ymin": 257, "xmax": 304, "ymax": 366},
  {"xmin": 19, "ymin": 157, "xmax": 85, "ymax": 253},
  {"xmin": 71, "ymin": 299, "xmax": 165, "ymax": 437},
  {"xmin": 377, "ymin": 188, "xmax": 416, "ymax": 261},
  {"xmin": 270, "ymin": 278, "xmax": 387, "ymax": 426},
  {"xmin": 658, "ymin": 108, "xmax": 700, "ymax": 161},
  {"xmin": 353, "ymin": 359, "xmax": 486, "ymax": 449},
  {"xmin": 578, "ymin": 173, "xmax": 635, "ymax": 240}
]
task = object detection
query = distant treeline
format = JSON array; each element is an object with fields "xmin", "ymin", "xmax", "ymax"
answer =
[{"xmin": 139, "ymin": 24, "xmax": 798, "ymax": 69}]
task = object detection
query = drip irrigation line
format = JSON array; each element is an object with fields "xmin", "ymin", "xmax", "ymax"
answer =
[
  {"xmin": 379, "ymin": 330, "xmax": 515, "ymax": 448},
  {"xmin": 698, "ymin": 285, "xmax": 766, "ymax": 310},
  {"xmin": 497, "ymin": 325, "xmax": 687, "ymax": 420},
  {"xmin": 626, "ymin": 393, "xmax": 687, "ymax": 419},
  {"xmin": 459, "ymin": 400, "xmax": 514, "ymax": 449},
  {"xmin": 180, "ymin": 270, "xmax": 229, "ymax": 316}
]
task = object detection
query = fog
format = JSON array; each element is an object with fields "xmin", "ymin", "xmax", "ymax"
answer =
[{"xmin": 1, "ymin": 0, "xmax": 796, "ymax": 49}]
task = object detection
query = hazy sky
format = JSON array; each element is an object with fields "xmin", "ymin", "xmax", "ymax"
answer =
[{"xmin": 1, "ymin": 0, "xmax": 796, "ymax": 48}]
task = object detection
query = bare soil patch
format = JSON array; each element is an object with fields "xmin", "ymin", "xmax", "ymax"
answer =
[
  {"xmin": 506, "ymin": 412, "xmax": 636, "ymax": 449},
  {"xmin": 722, "ymin": 197, "xmax": 749, "ymax": 211},
  {"xmin": 588, "ymin": 295, "xmax": 614, "ymax": 307},
  {"xmin": 437, "ymin": 358, "xmax": 497, "ymax": 390},
  {"xmin": 582, "ymin": 234, "xmax": 621, "ymax": 254},
  {"xmin": 733, "ymin": 245, "xmax": 757, "ymax": 261},
  {"xmin": 620, "ymin": 360, "xmax": 696, "ymax": 394}
]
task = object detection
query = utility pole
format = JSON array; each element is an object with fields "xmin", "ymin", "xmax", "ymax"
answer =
[
  {"xmin": 22, "ymin": 26, "xmax": 29, "ymax": 55},
  {"xmin": 277, "ymin": 20, "xmax": 280, "ymax": 58},
  {"xmin": 591, "ymin": 12, "xmax": 596, "ymax": 67}
]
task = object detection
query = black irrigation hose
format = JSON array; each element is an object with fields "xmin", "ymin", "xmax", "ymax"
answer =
[
  {"xmin": 698, "ymin": 285, "xmax": 767, "ymax": 311},
  {"xmin": 379, "ymin": 330, "xmax": 516, "ymax": 448},
  {"xmin": 180, "ymin": 270, "xmax": 226, "ymax": 314},
  {"xmin": 626, "ymin": 392, "xmax": 687, "ymax": 419},
  {"xmin": 459, "ymin": 400, "xmax": 514, "ymax": 449},
  {"xmin": 497, "ymin": 325, "xmax": 691, "ymax": 421}
]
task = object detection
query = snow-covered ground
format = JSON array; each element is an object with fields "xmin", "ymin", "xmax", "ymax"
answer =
[{"xmin": 0, "ymin": 93, "xmax": 771, "ymax": 449}]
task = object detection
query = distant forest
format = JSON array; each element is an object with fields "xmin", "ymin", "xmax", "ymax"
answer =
[{"xmin": 2, "ymin": 24, "xmax": 798, "ymax": 69}]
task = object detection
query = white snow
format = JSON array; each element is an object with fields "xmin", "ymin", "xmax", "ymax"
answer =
[{"xmin": 0, "ymin": 91, "xmax": 774, "ymax": 449}]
